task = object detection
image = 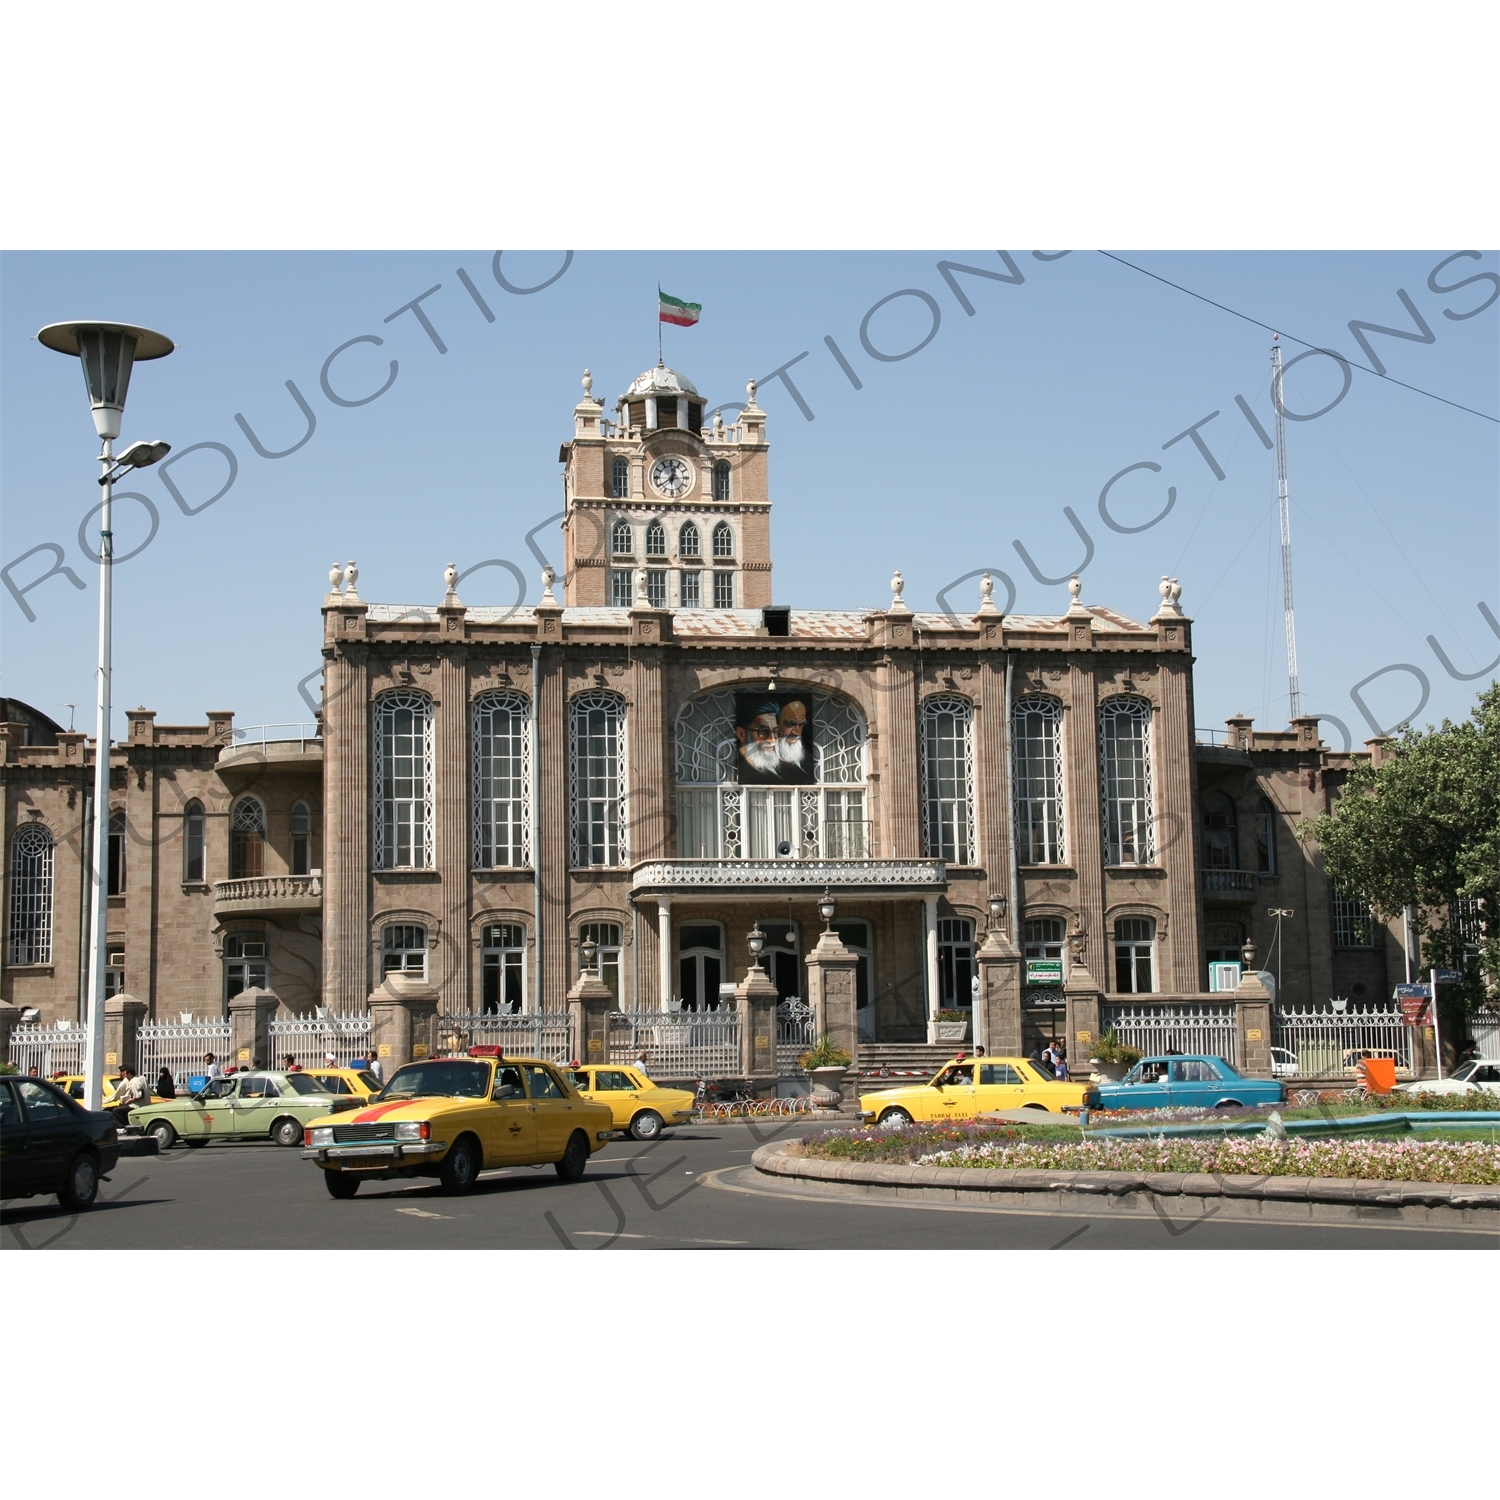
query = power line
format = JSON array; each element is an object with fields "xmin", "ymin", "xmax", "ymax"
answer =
[{"xmin": 1096, "ymin": 251, "xmax": 1499, "ymax": 425}]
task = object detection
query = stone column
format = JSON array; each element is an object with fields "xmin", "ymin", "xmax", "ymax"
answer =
[
  {"xmin": 1233, "ymin": 969, "xmax": 1274, "ymax": 1079},
  {"xmin": 566, "ymin": 962, "xmax": 614, "ymax": 1067},
  {"xmin": 229, "ymin": 987, "xmax": 280, "ymax": 1068},
  {"xmin": 104, "ymin": 993, "xmax": 148, "ymax": 1072},
  {"xmin": 923, "ymin": 893, "xmax": 942, "ymax": 1041},
  {"xmin": 656, "ymin": 896, "xmax": 672, "ymax": 1011},
  {"xmin": 321, "ymin": 594, "xmax": 370, "ymax": 1012},
  {"xmin": 533, "ymin": 616, "xmax": 567, "ymax": 1010},
  {"xmin": 976, "ymin": 925, "xmax": 1022, "ymax": 1057},
  {"xmin": 735, "ymin": 961, "xmax": 779, "ymax": 1081},
  {"xmin": 1063, "ymin": 948, "xmax": 1103, "ymax": 1069},
  {"xmin": 434, "ymin": 632, "xmax": 470, "ymax": 1013},
  {"xmin": 1154, "ymin": 647, "xmax": 1203, "ymax": 991},
  {"xmin": 0, "ymin": 1004, "xmax": 22, "ymax": 1062},
  {"xmin": 1066, "ymin": 657, "xmax": 1107, "ymax": 988},
  {"xmin": 367, "ymin": 971, "xmax": 440, "ymax": 1071},
  {"xmin": 803, "ymin": 925, "xmax": 860, "ymax": 1109}
]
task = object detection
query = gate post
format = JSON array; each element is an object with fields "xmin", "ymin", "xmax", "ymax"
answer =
[
  {"xmin": 734, "ymin": 962, "xmax": 779, "ymax": 1083},
  {"xmin": 230, "ymin": 988, "xmax": 280, "ymax": 1068},
  {"xmin": 0, "ymin": 1004, "xmax": 21, "ymax": 1063},
  {"xmin": 976, "ymin": 924, "xmax": 1022, "ymax": 1057},
  {"xmin": 566, "ymin": 962, "xmax": 614, "ymax": 1066},
  {"xmin": 803, "ymin": 924, "xmax": 860, "ymax": 1110},
  {"xmin": 104, "ymin": 993, "xmax": 148, "ymax": 1072},
  {"xmin": 367, "ymin": 972, "xmax": 440, "ymax": 1072},
  {"xmin": 1064, "ymin": 948, "xmax": 1102, "ymax": 1070},
  {"xmin": 1233, "ymin": 970, "xmax": 1274, "ymax": 1079}
]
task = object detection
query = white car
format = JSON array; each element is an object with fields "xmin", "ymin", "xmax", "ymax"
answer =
[
  {"xmin": 1396, "ymin": 1058, "xmax": 1500, "ymax": 1096},
  {"xmin": 1270, "ymin": 1047, "xmax": 1299, "ymax": 1079}
]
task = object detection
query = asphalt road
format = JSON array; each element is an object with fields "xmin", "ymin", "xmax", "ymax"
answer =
[{"xmin": 3, "ymin": 1120, "xmax": 1492, "ymax": 1250}]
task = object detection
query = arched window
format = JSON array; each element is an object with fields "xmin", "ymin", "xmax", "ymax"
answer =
[
  {"xmin": 1255, "ymin": 798, "xmax": 1277, "ymax": 875},
  {"xmin": 481, "ymin": 922, "xmax": 526, "ymax": 1014},
  {"xmin": 1012, "ymin": 696, "xmax": 1065, "ymax": 864},
  {"xmin": 1201, "ymin": 791, "xmax": 1239, "ymax": 870},
  {"xmin": 678, "ymin": 921, "xmax": 725, "ymax": 1011},
  {"xmin": 183, "ymin": 800, "xmax": 206, "ymax": 883},
  {"xmin": 290, "ymin": 802, "xmax": 312, "ymax": 876},
  {"xmin": 679, "ymin": 520, "xmax": 701, "ymax": 557},
  {"xmin": 611, "ymin": 519, "xmax": 633, "ymax": 555},
  {"xmin": 1205, "ymin": 919, "xmax": 1244, "ymax": 963},
  {"xmin": 382, "ymin": 923, "xmax": 427, "ymax": 978},
  {"xmin": 713, "ymin": 460, "xmax": 731, "ymax": 501},
  {"xmin": 107, "ymin": 810, "xmax": 127, "ymax": 895},
  {"xmin": 1114, "ymin": 916, "xmax": 1156, "ymax": 993},
  {"xmin": 473, "ymin": 690, "xmax": 531, "ymax": 869},
  {"xmin": 1099, "ymin": 698, "xmax": 1155, "ymax": 865},
  {"xmin": 578, "ymin": 920, "xmax": 623, "ymax": 1002},
  {"xmin": 374, "ymin": 691, "xmax": 434, "ymax": 869},
  {"xmin": 611, "ymin": 457, "xmax": 630, "ymax": 499},
  {"xmin": 645, "ymin": 519, "xmax": 666, "ymax": 556},
  {"xmin": 920, "ymin": 696, "xmax": 974, "ymax": 864},
  {"xmin": 711, "ymin": 521, "xmax": 734, "ymax": 558},
  {"xmin": 570, "ymin": 693, "xmax": 627, "ymax": 868},
  {"xmin": 229, "ymin": 797, "xmax": 266, "ymax": 879},
  {"xmin": 8, "ymin": 823, "xmax": 53, "ymax": 965},
  {"xmin": 1023, "ymin": 916, "xmax": 1065, "ymax": 958}
]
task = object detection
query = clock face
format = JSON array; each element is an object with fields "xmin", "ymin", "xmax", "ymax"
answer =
[{"xmin": 650, "ymin": 456, "xmax": 691, "ymax": 498}]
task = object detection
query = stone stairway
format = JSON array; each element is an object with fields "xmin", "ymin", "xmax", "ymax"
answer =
[{"xmin": 856, "ymin": 1042, "xmax": 966, "ymax": 1080}]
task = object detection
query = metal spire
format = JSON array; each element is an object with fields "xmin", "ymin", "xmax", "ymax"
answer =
[{"xmin": 1271, "ymin": 336, "xmax": 1301, "ymax": 720}]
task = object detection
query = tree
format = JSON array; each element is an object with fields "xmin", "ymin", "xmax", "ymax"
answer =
[{"xmin": 1309, "ymin": 682, "xmax": 1498, "ymax": 1014}]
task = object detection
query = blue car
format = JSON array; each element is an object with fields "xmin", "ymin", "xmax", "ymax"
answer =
[{"xmin": 1090, "ymin": 1054, "xmax": 1283, "ymax": 1111}]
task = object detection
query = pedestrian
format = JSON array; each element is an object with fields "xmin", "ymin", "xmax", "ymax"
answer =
[
  {"xmin": 1054, "ymin": 1040, "xmax": 1069, "ymax": 1081},
  {"xmin": 283, "ymin": 1054, "xmax": 300, "ymax": 1071},
  {"xmin": 107, "ymin": 1064, "xmax": 147, "ymax": 1123},
  {"xmin": 974, "ymin": 1045, "xmax": 985, "ymax": 1057},
  {"xmin": 155, "ymin": 1066, "xmax": 176, "ymax": 1099},
  {"xmin": 1041, "ymin": 1043, "xmax": 1059, "ymax": 1078},
  {"xmin": 634, "ymin": 1048, "xmax": 651, "ymax": 1077},
  {"xmin": 325, "ymin": 1051, "xmax": 339, "ymax": 1072},
  {"xmin": 1028, "ymin": 1041, "xmax": 1046, "ymax": 1074},
  {"xmin": 27, "ymin": 1065, "xmax": 38, "ymax": 1077},
  {"xmin": 251, "ymin": 1055, "xmax": 265, "ymax": 1070},
  {"xmin": 203, "ymin": 1052, "xmax": 223, "ymax": 1080},
  {"xmin": 365, "ymin": 1049, "xmax": 384, "ymax": 1083}
]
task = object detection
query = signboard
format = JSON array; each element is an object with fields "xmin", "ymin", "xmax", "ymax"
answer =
[
  {"xmin": 1430, "ymin": 969, "xmax": 1464, "ymax": 985},
  {"xmin": 1394, "ymin": 984, "xmax": 1431, "ymax": 1024},
  {"xmin": 1026, "ymin": 959, "xmax": 1063, "ymax": 987}
]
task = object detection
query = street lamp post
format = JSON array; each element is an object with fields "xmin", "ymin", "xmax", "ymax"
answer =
[{"xmin": 37, "ymin": 320, "xmax": 173, "ymax": 1112}]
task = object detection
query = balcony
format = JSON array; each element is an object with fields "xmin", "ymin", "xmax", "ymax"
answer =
[
  {"xmin": 632, "ymin": 858, "xmax": 946, "ymax": 900},
  {"xmin": 213, "ymin": 874, "xmax": 323, "ymax": 917},
  {"xmin": 1201, "ymin": 869, "xmax": 1258, "ymax": 902}
]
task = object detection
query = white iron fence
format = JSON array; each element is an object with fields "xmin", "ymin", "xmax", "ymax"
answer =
[
  {"xmin": 136, "ymin": 1018, "xmax": 233, "ymax": 1091},
  {"xmin": 776, "ymin": 1000, "xmax": 816, "ymax": 1076},
  {"xmin": 268, "ymin": 1013, "xmax": 373, "ymax": 1070},
  {"xmin": 608, "ymin": 1011, "xmax": 741, "ymax": 1079},
  {"xmin": 1272, "ymin": 1005, "xmax": 1413, "ymax": 1078},
  {"xmin": 435, "ymin": 1013, "xmax": 573, "ymax": 1063},
  {"xmin": 1102, "ymin": 1003, "xmax": 1239, "ymax": 1064},
  {"xmin": 1468, "ymin": 1008, "xmax": 1500, "ymax": 1058},
  {"xmin": 8, "ymin": 1021, "xmax": 87, "ymax": 1078}
]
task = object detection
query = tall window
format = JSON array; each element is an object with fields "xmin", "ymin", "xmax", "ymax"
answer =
[
  {"xmin": 713, "ymin": 460, "xmax": 731, "ymax": 501},
  {"xmin": 611, "ymin": 457, "xmax": 630, "ymax": 499},
  {"xmin": 1201, "ymin": 791, "xmax": 1238, "ymax": 869},
  {"xmin": 1255, "ymin": 798, "xmax": 1277, "ymax": 875},
  {"xmin": 645, "ymin": 569, "xmax": 668, "ymax": 608},
  {"xmin": 290, "ymin": 802, "xmax": 312, "ymax": 876},
  {"xmin": 224, "ymin": 932, "xmax": 267, "ymax": 999},
  {"xmin": 229, "ymin": 797, "xmax": 266, "ymax": 879},
  {"xmin": 679, "ymin": 921, "xmax": 725, "ymax": 1010},
  {"xmin": 570, "ymin": 692, "xmax": 627, "ymax": 868},
  {"xmin": 481, "ymin": 923, "xmax": 526, "ymax": 1013},
  {"xmin": 183, "ymin": 801, "xmax": 205, "ymax": 883},
  {"xmin": 382, "ymin": 923, "xmax": 428, "ymax": 977},
  {"xmin": 1450, "ymin": 896, "xmax": 1484, "ymax": 947},
  {"xmin": 1100, "ymin": 698, "xmax": 1155, "ymax": 865},
  {"xmin": 645, "ymin": 519, "xmax": 666, "ymax": 557},
  {"xmin": 1023, "ymin": 916, "xmax": 1065, "ymax": 959},
  {"xmin": 920, "ymin": 696, "xmax": 974, "ymax": 864},
  {"xmin": 105, "ymin": 946, "xmax": 126, "ymax": 997},
  {"xmin": 937, "ymin": 917, "xmax": 975, "ymax": 1007},
  {"xmin": 8, "ymin": 823, "xmax": 53, "ymax": 964},
  {"xmin": 578, "ymin": 921, "xmax": 622, "ymax": 1003},
  {"xmin": 611, "ymin": 517, "xmax": 633, "ymax": 553},
  {"xmin": 680, "ymin": 570, "xmax": 701, "ymax": 608},
  {"xmin": 610, "ymin": 570, "xmax": 633, "ymax": 606},
  {"xmin": 713, "ymin": 571, "xmax": 734, "ymax": 608},
  {"xmin": 107, "ymin": 810, "xmax": 127, "ymax": 894},
  {"xmin": 1012, "ymin": 697, "xmax": 1065, "ymax": 864},
  {"xmin": 1114, "ymin": 916, "xmax": 1155, "ymax": 993},
  {"xmin": 1332, "ymin": 887, "xmax": 1374, "ymax": 948},
  {"xmin": 374, "ymin": 691, "xmax": 434, "ymax": 869},
  {"xmin": 1205, "ymin": 919, "xmax": 1244, "ymax": 963},
  {"xmin": 711, "ymin": 522, "xmax": 734, "ymax": 558},
  {"xmin": 472, "ymin": 691, "xmax": 531, "ymax": 868},
  {"xmin": 679, "ymin": 520, "xmax": 701, "ymax": 557}
]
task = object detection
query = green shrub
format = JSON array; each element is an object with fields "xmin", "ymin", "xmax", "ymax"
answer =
[
  {"xmin": 1088, "ymin": 1028, "xmax": 1142, "ymax": 1066},
  {"xmin": 799, "ymin": 1036, "xmax": 853, "ymax": 1071}
]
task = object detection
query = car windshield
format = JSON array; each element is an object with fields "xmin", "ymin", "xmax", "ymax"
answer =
[
  {"xmin": 1449, "ymin": 1061, "xmax": 1477, "ymax": 1081},
  {"xmin": 199, "ymin": 1079, "xmax": 236, "ymax": 1099},
  {"xmin": 1019, "ymin": 1061, "xmax": 1056, "ymax": 1086},
  {"xmin": 357, "ymin": 1071, "xmax": 381, "ymax": 1090},
  {"xmin": 283, "ymin": 1073, "xmax": 331, "ymax": 1096},
  {"xmin": 377, "ymin": 1060, "xmax": 490, "ymax": 1100}
]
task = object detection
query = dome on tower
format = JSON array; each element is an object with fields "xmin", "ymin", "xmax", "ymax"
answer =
[{"xmin": 622, "ymin": 363, "xmax": 700, "ymax": 400}]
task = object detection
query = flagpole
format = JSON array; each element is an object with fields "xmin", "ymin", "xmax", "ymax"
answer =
[{"xmin": 657, "ymin": 284, "xmax": 663, "ymax": 364}]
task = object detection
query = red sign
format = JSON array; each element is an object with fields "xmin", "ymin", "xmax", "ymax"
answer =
[{"xmin": 1398, "ymin": 994, "xmax": 1430, "ymax": 1025}]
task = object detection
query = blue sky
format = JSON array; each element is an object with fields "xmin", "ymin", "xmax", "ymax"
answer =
[{"xmin": 2, "ymin": 249, "xmax": 1495, "ymax": 748}]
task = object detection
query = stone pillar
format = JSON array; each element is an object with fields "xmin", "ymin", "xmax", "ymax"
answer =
[
  {"xmin": 803, "ymin": 925, "xmax": 860, "ymax": 1109},
  {"xmin": 0, "ymin": 1004, "xmax": 22, "ymax": 1062},
  {"xmin": 1066, "ymin": 658, "xmax": 1108, "ymax": 988},
  {"xmin": 566, "ymin": 963, "xmax": 614, "ymax": 1067},
  {"xmin": 321, "ymin": 594, "xmax": 370, "ymax": 1012},
  {"xmin": 656, "ymin": 897, "xmax": 672, "ymax": 1012},
  {"xmin": 434, "ymin": 631, "xmax": 470, "ymax": 1014},
  {"xmin": 367, "ymin": 971, "xmax": 440, "ymax": 1071},
  {"xmin": 976, "ymin": 925, "xmax": 1022, "ymax": 1057},
  {"xmin": 103, "ymin": 993, "xmax": 148, "ymax": 1072},
  {"xmin": 229, "ymin": 987, "xmax": 280, "ymax": 1068},
  {"xmin": 923, "ymin": 893, "xmax": 942, "ymax": 1040},
  {"xmin": 735, "ymin": 961, "xmax": 779, "ymax": 1081},
  {"xmin": 533, "ymin": 618, "xmax": 567, "ymax": 1011},
  {"xmin": 1233, "ymin": 969, "xmax": 1274, "ymax": 1078},
  {"xmin": 1063, "ymin": 949, "xmax": 1103, "ymax": 1070}
]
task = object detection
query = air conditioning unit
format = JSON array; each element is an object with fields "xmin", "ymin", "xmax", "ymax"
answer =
[
  {"xmin": 1208, "ymin": 961, "xmax": 1242, "ymax": 993},
  {"xmin": 107, "ymin": 949, "xmax": 125, "ymax": 968},
  {"xmin": 241, "ymin": 941, "xmax": 267, "ymax": 959}
]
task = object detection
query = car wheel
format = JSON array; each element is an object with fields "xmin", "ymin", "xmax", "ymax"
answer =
[
  {"xmin": 271, "ymin": 1116, "xmax": 304, "ymax": 1148},
  {"xmin": 59, "ymin": 1151, "xmax": 100, "ymax": 1211},
  {"xmin": 629, "ymin": 1109, "xmax": 663, "ymax": 1141},
  {"xmin": 555, "ymin": 1130, "xmax": 590, "ymax": 1181},
  {"xmin": 1022, "ymin": 1103, "xmax": 1050, "ymax": 1111},
  {"xmin": 438, "ymin": 1135, "xmax": 481, "ymax": 1195},
  {"xmin": 1215, "ymin": 1100, "xmax": 1243, "ymax": 1109},
  {"xmin": 147, "ymin": 1118, "xmax": 177, "ymax": 1151},
  {"xmin": 185, "ymin": 1139, "xmax": 210, "ymax": 1149},
  {"xmin": 879, "ymin": 1107, "xmax": 913, "ymax": 1127},
  {"xmin": 324, "ymin": 1170, "xmax": 360, "ymax": 1199}
]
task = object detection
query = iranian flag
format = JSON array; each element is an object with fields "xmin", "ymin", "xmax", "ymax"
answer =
[{"xmin": 659, "ymin": 290, "xmax": 701, "ymax": 327}]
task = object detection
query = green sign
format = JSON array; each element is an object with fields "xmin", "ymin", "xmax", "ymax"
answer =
[{"xmin": 1025, "ymin": 959, "xmax": 1063, "ymax": 986}]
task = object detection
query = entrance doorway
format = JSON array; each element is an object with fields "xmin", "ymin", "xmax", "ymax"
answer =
[
  {"xmin": 832, "ymin": 920, "xmax": 874, "ymax": 1039},
  {"xmin": 757, "ymin": 921, "xmax": 801, "ymax": 1004},
  {"xmin": 679, "ymin": 922, "xmax": 725, "ymax": 1010},
  {"xmin": 1022, "ymin": 917, "xmax": 1065, "ymax": 1057}
]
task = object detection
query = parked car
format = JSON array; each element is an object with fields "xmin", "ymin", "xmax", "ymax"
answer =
[
  {"xmin": 50, "ymin": 1074, "xmax": 169, "ymax": 1109},
  {"xmin": 130, "ymin": 1070, "xmax": 354, "ymax": 1150},
  {"xmin": 860, "ymin": 1056, "xmax": 1091, "ymax": 1127},
  {"xmin": 301, "ymin": 1067, "xmax": 382, "ymax": 1101},
  {"xmin": 567, "ymin": 1065, "xmax": 696, "ymax": 1140},
  {"xmin": 0, "ymin": 1075, "xmax": 121, "ymax": 1210},
  {"xmin": 303, "ymin": 1049, "xmax": 615, "ymax": 1198},
  {"xmin": 1090, "ymin": 1054, "xmax": 1283, "ymax": 1111},
  {"xmin": 1270, "ymin": 1047, "xmax": 1300, "ymax": 1079},
  {"xmin": 1396, "ymin": 1058, "xmax": 1500, "ymax": 1097}
]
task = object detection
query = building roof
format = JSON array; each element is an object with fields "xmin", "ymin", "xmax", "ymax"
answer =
[{"xmin": 621, "ymin": 363, "xmax": 701, "ymax": 400}]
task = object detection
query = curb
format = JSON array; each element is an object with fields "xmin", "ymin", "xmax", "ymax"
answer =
[{"xmin": 748, "ymin": 1142, "xmax": 1500, "ymax": 1228}]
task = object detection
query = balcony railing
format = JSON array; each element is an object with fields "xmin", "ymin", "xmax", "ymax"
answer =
[
  {"xmin": 213, "ymin": 874, "xmax": 323, "ymax": 913},
  {"xmin": 1201, "ymin": 869, "xmax": 1257, "ymax": 898},
  {"xmin": 633, "ymin": 858, "xmax": 946, "ymax": 893}
]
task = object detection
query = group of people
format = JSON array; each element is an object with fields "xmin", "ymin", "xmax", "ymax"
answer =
[{"xmin": 1029, "ymin": 1039, "xmax": 1069, "ymax": 1080}]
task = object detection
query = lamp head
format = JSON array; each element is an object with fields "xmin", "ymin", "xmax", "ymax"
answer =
[
  {"xmin": 581, "ymin": 937, "xmax": 598, "ymax": 973},
  {"xmin": 1240, "ymin": 937, "xmax": 1257, "ymax": 969},
  {"xmin": 36, "ymin": 321, "xmax": 174, "ymax": 440},
  {"xmin": 117, "ymin": 439, "xmax": 172, "ymax": 470},
  {"xmin": 988, "ymin": 893, "xmax": 1007, "ymax": 923},
  {"xmin": 747, "ymin": 922, "xmax": 765, "ymax": 961},
  {"xmin": 818, "ymin": 886, "xmax": 837, "ymax": 927}
]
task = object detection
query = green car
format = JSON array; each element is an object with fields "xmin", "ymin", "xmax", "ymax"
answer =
[{"xmin": 131, "ymin": 1071, "xmax": 353, "ymax": 1151}]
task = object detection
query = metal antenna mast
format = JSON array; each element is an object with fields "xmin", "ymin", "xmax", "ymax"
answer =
[{"xmin": 1271, "ymin": 336, "xmax": 1301, "ymax": 720}]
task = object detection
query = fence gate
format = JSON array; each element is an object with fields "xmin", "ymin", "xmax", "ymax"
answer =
[
  {"xmin": 1469, "ymin": 1008, "xmax": 1500, "ymax": 1059},
  {"xmin": 268, "ymin": 1013, "xmax": 373, "ymax": 1070},
  {"xmin": 435, "ymin": 1013, "xmax": 573, "ymax": 1063},
  {"xmin": 776, "ymin": 1000, "xmax": 815, "ymax": 1076},
  {"xmin": 136, "ymin": 1018, "xmax": 233, "ymax": 1090},
  {"xmin": 1102, "ymin": 1003, "xmax": 1239, "ymax": 1065},
  {"xmin": 8, "ymin": 1022, "xmax": 87, "ymax": 1078},
  {"xmin": 608, "ymin": 1011, "xmax": 741, "ymax": 1079},
  {"xmin": 1272, "ymin": 1005, "xmax": 1413, "ymax": 1079}
]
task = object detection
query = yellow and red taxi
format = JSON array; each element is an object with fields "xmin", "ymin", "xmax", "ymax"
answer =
[
  {"xmin": 859, "ymin": 1055, "xmax": 1090, "ymax": 1126},
  {"xmin": 301, "ymin": 1067, "xmax": 382, "ymax": 1101},
  {"xmin": 567, "ymin": 1065, "xmax": 696, "ymax": 1140},
  {"xmin": 302, "ymin": 1047, "xmax": 614, "ymax": 1198}
]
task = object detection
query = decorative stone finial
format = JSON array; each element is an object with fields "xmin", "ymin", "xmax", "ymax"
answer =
[
  {"xmin": 1154, "ymin": 574, "xmax": 1184, "ymax": 618},
  {"xmin": 539, "ymin": 564, "xmax": 557, "ymax": 604},
  {"xmin": 977, "ymin": 572, "xmax": 1000, "ymax": 615},
  {"xmin": 342, "ymin": 560, "xmax": 360, "ymax": 598},
  {"xmin": 746, "ymin": 378, "xmax": 759, "ymax": 407},
  {"xmin": 1170, "ymin": 577, "xmax": 1182, "ymax": 605},
  {"xmin": 329, "ymin": 563, "xmax": 343, "ymax": 593},
  {"xmin": 581, "ymin": 368, "xmax": 592, "ymax": 396},
  {"xmin": 891, "ymin": 570, "xmax": 905, "ymax": 606},
  {"xmin": 714, "ymin": 410, "xmax": 724, "ymax": 433},
  {"xmin": 443, "ymin": 561, "xmax": 458, "ymax": 595},
  {"xmin": 1065, "ymin": 574, "xmax": 1091, "ymax": 618},
  {"xmin": 635, "ymin": 568, "xmax": 650, "ymax": 606}
]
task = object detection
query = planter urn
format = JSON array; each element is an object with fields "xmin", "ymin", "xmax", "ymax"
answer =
[
  {"xmin": 1091, "ymin": 1059, "xmax": 1131, "ymax": 1083},
  {"xmin": 930, "ymin": 1020, "xmax": 969, "ymax": 1045},
  {"xmin": 808, "ymin": 1066, "xmax": 848, "ymax": 1108}
]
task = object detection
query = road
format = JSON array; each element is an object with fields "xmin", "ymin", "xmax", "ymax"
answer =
[{"xmin": 3, "ymin": 1119, "xmax": 1491, "ymax": 1250}]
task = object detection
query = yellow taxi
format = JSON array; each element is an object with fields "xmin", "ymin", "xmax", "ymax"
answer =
[
  {"xmin": 53, "ymin": 1074, "xmax": 168, "ymax": 1107},
  {"xmin": 860, "ymin": 1056, "xmax": 1090, "ymax": 1126},
  {"xmin": 301, "ymin": 1067, "xmax": 382, "ymax": 1101},
  {"xmin": 301, "ymin": 1048, "xmax": 614, "ymax": 1198},
  {"xmin": 567, "ymin": 1065, "xmax": 696, "ymax": 1140}
]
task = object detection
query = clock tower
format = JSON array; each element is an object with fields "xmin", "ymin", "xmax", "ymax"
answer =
[{"xmin": 559, "ymin": 362, "xmax": 772, "ymax": 609}]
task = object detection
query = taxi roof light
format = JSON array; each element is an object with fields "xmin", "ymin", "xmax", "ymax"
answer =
[{"xmin": 467, "ymin": 1045, "xmax": 505, "ymax": 1058}]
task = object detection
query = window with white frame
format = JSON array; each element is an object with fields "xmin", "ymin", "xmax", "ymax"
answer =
[
  {"xmin": 8, "ymin": 823, "xmax": 53, "ymax": 965},
  {"xmin": 645, "ymin": 569, "xmax": 668, "ymax": 608},
  {"xmin": 1332, "ymin": 887, "xmax": 1374, "ymax": 948},
  {"xmin": 374, "ymin": 691, "xmax": 434, "ymax": 869},
  {"xmin": 290, "ymin": 801, "xmax": 312, "ymax": 876},
  {"xmin": 713, "ymin": 460, "xmax": 731, "ymax": 501},
  {"xmin": 1012, "ymin": 696, "xmax": 1066, "ymax": 864},
  {"xmin": 937, "ymin": 917, "xmax": 976, "ymax": 1007},
  {"xmin": 611, "ymin": 458, "xmax": 630, "ymax": 499},
  {"xmin": 382, "ymin": 923, "xmax": 428, "ymax": 977},
  {"xmin": 578, "ymin": 920, "xmax": 622, "ymax": 1003},
  {"xmin": 1023, "ymin": 916, "xmax": 1065, "ymax": 959},
  {"xmin": 611, "ymin": 517, "xmax": 633, "ymax": 554},
  {"xmin": 1114, "ymin": 916, "xmax": 1156, "ymax": 992},
  {"xmin": 645, "ymin": 519, "xmax": 666, "ymax": 556},
  {"xmin": 1450, "ymin": 896, "xmax": 1484, "ymax": 947},
  {"xmin": 570, "ymin": 692, "xmax": 627, "ymax": 868},
  {"xmin": 1099, "ymin": 697, "xmax": 1155, "ymax": 865},
  {"xmin": 230, "ymin": 796, "xmax": 267, "ymax": 879},
  {"xmin": 105, "ymin": 945, "xmax": 126, "ymax": 997},
  {"xmin": 472, "ymin": 691, "xmax": 531, "ymax": 868},
  {"xmin": 711, "ymin": 521, "xmax": 734, "ymax": 558},
  {"xmin": 224, "ymin": 931, "xmax": 268, "ymax": 999},
  {"xmin": 712, "ymin": 571, "xmax": 734, "ymax": 608},
  {"xmin": 680, "ymin": 570, "xmax": 701, "ymax": 608},
  {"xmin": 679, "ymin": 520, "xmax": 701, "ymax": 557},
  {"xmin": 183, "ymin": 800, "xmax": 206, "ymax": 883},
  {"xmin": 610, "ymin": 569, "xmax": 633, "ymax": 607},
  {"xmin": 920, "ymin": 695, "xmax": 974, "ymax": 865},
  {"xmin": 481, "ymin": 922, "xmax": 526, "ymax": 1013},
  {"xmin": 107, "ymin": 809, "xmax": 127, "ymax": 895}
]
